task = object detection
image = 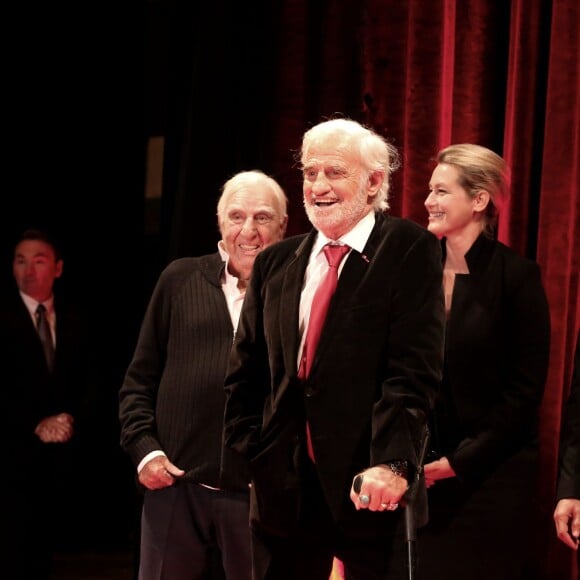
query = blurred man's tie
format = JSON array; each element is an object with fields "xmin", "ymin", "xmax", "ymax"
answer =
[
  {"xmin": 298, "ymin": 243, "xmax": 350, "ymax": 461},
  {"xmin": 36, "ymin": 303, "xmax": 55, "ymax": 372}
]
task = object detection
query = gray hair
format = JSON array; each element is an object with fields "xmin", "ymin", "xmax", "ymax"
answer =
[{"xmin": 217, "ymin": 170, "xmax": 288, "ymax": 223}]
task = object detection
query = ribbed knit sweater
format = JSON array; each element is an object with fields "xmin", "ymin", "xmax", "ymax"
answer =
[{"xmin": 119, "ymin": 253, "xmax": 250, "ymax": 491}]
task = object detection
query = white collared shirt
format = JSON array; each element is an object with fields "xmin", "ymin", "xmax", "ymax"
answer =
[
  {"xmin": 218, "ymin": 241, "xmax": 246, "ymax": 335},
  {"xmin": 297, "ymin": 211, "xmax": 376, "ymax": 366},
  {"xmin": 20, "ymin": 291, "xmax": 56, "ymax": 346}
]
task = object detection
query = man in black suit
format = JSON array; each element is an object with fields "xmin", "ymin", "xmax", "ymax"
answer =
[
  {"xmin": 554, "ymin": 329, "xmax": 580, "ymax": 557},
  {"xmin": 1, "ymin": 228, "xmax": 96, "ymax": 578},
  {"xmin": 223, "ymin": 118, "xmax": 445, "ymax": 580}
]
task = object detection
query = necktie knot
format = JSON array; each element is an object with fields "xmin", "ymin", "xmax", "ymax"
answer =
[{"xmin": 323, "ymin": 244, "xmax": 350, "ymax": 268}]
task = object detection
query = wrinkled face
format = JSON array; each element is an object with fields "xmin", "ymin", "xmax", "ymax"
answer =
[
  {"xmin": 302, "ymin": 136, "xmax": 380, "ymax": 240},
  {"xmin": 425, "ymin": 163, "xmax": 481, "ymax": 239},
  {"xmin": 219, "ymin": 185, "xmax": 286, "ymax": 282},
  {"xmin": 13, "ymin": 239, "xmax": 63, "ymax": 302}
]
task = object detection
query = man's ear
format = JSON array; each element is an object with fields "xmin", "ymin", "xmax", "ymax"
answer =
[
  {"xmin": 55, "ymin": 259, "xmax": 64, "ymax": 279},
  {"xmin": 367, "ymin": 170, "xmax": 384, "ymax": 198}
]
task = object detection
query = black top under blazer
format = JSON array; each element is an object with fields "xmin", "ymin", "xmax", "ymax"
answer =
[{"xmin": 224, "ymin": 213, "xmax": 446, "ymax": 536}]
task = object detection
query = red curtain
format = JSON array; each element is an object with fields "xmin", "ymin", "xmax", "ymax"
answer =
[
  {"xmin": 535, "ymin": 1, "xmax": 580, "ymax": 577},
  {"xmin": 265, "ymin": 1, "xmax": 579, "ymax": 578},
  {"xmin": 156, "ymin": 2, "xmax": 578, "ymax": 577}
]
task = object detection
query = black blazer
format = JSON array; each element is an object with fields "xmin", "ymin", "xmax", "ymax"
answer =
[
  {"xmin": 0, "ymin": 286, "xmax": 94, "ymax": 476},
  {"xmin": 556, "ymin": 329, "xmax": 580, "ymax": 501},
  {"xmin": 224, "ymin": 213, "xmax": 445, "ymax": 535},
  {"xmin": 432, "ymin": 234, "xmax": 551, "ymax": 484}
]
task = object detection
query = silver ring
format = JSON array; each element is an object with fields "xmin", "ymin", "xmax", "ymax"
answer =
[{"xmin": 359, "ymin": 494, "xmax": 370, "ymax": 506}]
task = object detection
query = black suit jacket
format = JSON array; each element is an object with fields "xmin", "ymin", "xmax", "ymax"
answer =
[
  {"xmin": 0, "ymin": 286, "xmax": 94, "ymax": 476},
  {"xmin": 1, "ymin": 283, "xmax": 100, "ymax": 575},
  {"xmin": 556, "ymin": 329, "xmax": 580, "ymax": 501},
  {"xmin": 432, "ymin": 234, "xmax": 551, "ymax": 485},
  {"xmin": 224, "ymin": 213, "xmax": 445, "ymax": 536}
]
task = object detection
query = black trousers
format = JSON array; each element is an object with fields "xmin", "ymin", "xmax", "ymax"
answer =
[
  {"xmin": 138, "ymin": 483, "xmax": 251, "ymax": 580},
  {"xmin": 250, "ymin": 458, "xmax": 408, "ymax": 580}
]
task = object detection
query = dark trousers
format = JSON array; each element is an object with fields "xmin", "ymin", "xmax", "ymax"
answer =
[
  {"xmin": 4, "ymin": 444, "xmax": 77, "ymax": 580},
  {"xmin": 138, "ymin": 483, "xmax": 251, "ymax": 580},
  {"xmin": 416, "ymin": 448, "xmax": 538, "ymax": 580},
  {"xmin": 251, "ymin": 458, "xmax": 408, "ymax": 580}
]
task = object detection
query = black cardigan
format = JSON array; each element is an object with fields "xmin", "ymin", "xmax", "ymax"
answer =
[{"xmin": 119, "ymin": 253, "xmax": 250, "ymax": 491}]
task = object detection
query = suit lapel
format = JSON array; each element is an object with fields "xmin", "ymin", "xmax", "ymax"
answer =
[
  {"xmin": 279, "ymin": 233, "xmax": 315, "ymax": 375},
  {"xmin": 14, "ymin": 292, "xmax": 51, "ymax": 368},
  {"xmin": 312, "ymin": 215, "xmax": 386, "ymax": 368}
]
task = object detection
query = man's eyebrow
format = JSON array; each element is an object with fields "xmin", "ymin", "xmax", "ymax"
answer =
[{"xmin": 228, "ymin": 207, "xmax": 276, "ymax": 213}]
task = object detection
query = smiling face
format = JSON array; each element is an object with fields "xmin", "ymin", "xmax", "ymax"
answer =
[
  {"xmin": 219, "ymin": 183, "xmax": 286, "ymax": 285},
  {"xmin": 425, "ymin": 162, "xmax": 489, "ymax": 241},
  {"xmin": 301, "ymin": 134, "xmax": 381, "ymax": 240}
]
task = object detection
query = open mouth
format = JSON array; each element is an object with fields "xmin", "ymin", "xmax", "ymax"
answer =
[{"xmin": 239, "ymin": 244, "xmax": 260, "ymax": 253}]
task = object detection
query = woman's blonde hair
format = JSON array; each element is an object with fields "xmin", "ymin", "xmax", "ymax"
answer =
[{"xmin": 437, "ymin": 143, "xmax": 510, "ymax": 238}]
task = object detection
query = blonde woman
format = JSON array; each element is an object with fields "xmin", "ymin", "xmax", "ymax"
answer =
[{"xmin": 419, "ymin": 144, "xmax": 551, "ymax": 580}]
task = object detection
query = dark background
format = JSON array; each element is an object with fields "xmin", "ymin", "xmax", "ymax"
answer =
[
  {"xmin": 2, "ymin": 2, "xmax": 146, "ymax": 552},
  {"xmin": 1, "ymin": 2, "xmax": 578, "ymax": 578}
]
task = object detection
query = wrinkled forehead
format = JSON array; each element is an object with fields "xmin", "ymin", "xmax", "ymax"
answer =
[
  {"xmin": 223, "ymin": 185, "xmax": 280, "ymax": 214},
  {"xmin": 302, "ymin": 135, "xmax": 360, "ymax": 168}
]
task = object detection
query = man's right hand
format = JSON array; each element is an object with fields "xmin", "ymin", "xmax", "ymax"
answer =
[{"xmin": 139, "ymin": 455, "xmax": 185, "ymax": 490}]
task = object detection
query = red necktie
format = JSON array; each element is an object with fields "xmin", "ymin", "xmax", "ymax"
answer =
[{"xmin": 299, "ymin": 243, "xmax": 350, "ymax": 460}]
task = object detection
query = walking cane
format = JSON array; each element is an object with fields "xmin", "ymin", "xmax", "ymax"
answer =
[
  {"xmin": 352, "ymin": 428, "xmax": 430, "ymax": 580},
  {"xmin": 401, "ymin": 428, "xmax": 430, "ymax": 580}
]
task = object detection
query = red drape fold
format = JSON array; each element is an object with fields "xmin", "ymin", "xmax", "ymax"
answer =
[
  {"xmin": 162, "ymin": 2, "xmax": 579, "ymax": 577},
  {"xmin": 536, "ymin": 1, "xmax": 580, "ymax": 577}
]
